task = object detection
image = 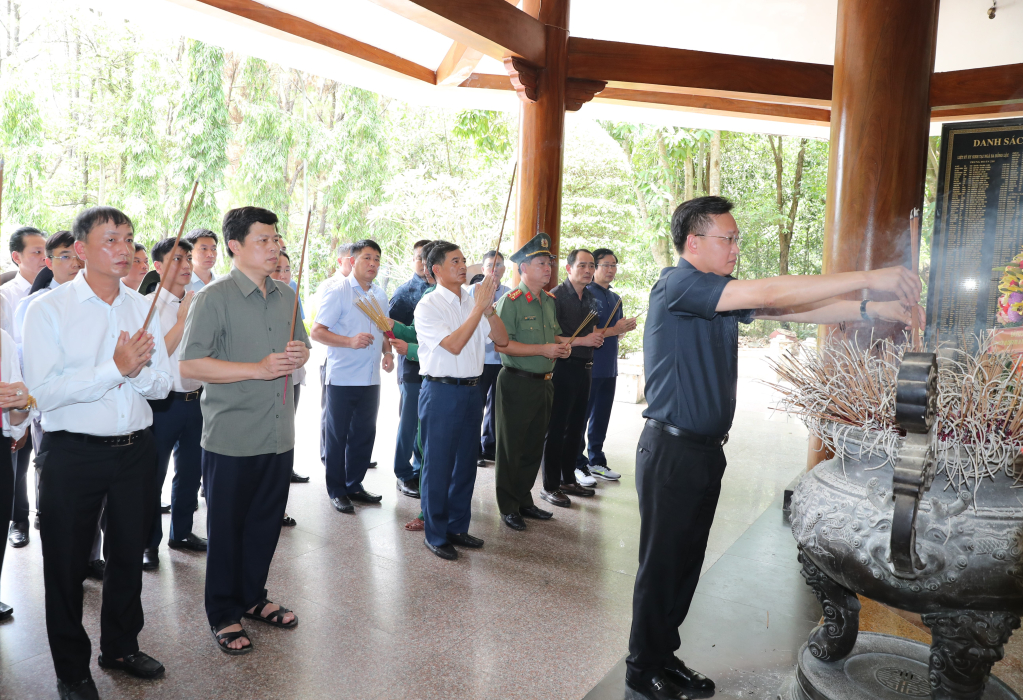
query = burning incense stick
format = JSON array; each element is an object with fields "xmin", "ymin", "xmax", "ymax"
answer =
[
  {"xmin": 494, "ymin": 161, "xmax": 518, "ymax": 256},
  {"xmin": 564, "ymin": 310, "xmax": 597, "ymax": 344},
  {"xmin": 909, "ymin": 207, "xmax": 922, "ymax": 352},
  {"xmin": 601, "ymin": 298, "xmax": 623, "ymax": 331},
  {"xmin": 354, "ymin": 290, "xmax": 396, "ymax": 339},
  {"xmin": 142, "ymin": 179, "xmax": 199, "ymax": 332},
  {"xmin": 283, "ymin": 207, "xmax": 312, "ymax": 405}
]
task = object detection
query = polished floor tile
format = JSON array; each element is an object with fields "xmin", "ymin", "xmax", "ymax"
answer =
[{"xmin": 0, "ymin": 348, "xmax": 811, "ymax": 699}]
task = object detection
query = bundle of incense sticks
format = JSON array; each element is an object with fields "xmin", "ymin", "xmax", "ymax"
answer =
[
  {"xmin": 354, "ymin": 290, "xmax": 396, "ymax": 339},
  {"xmin": 601, "ymin": 298, "xmax": 623, "ymax": 331},
  {"xmin": 565, "ymin": 310, "xmax": 597, "ymax": 344}
]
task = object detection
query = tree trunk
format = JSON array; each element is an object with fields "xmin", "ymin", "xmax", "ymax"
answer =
[
  {"xmin": 684, "ymin": 155, "xmax": 694, "ymax": 201},
  {"xmin": 696, "ymin": 140, "xmax": 706, "ymax": 194},
  {"xmin": 709, "ymin": 131, "xmax": 721, "ymax": 195},
  {"xmin": 785, "ymin": 139, "xmax": 808, "ymax": 274},
  {"xmin": 768, "ymin": 135, "xmax": 788, "ymax": 274},
  {"xmin": 646, "ymin": 132, "xmax": 674, "ymax": 269}
]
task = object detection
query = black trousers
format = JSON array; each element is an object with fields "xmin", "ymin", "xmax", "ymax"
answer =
[
  {"xmin": 626, "ymin": 424, "xmax": 726, "ymax": 679},
  {"xmin": 478, "ymin": 363, "xmax": 502, "ymax": 458},
  {"xmin": 12, "ymin": 440, "xmax": 32, "ymax": 523},
  {"xmin": 148, "ymin": 396, "xmax": 203, "ymax": 547},
  {"xmin": 38, "ymin": 430, "xmax": 157, "ymax": 684},
  {"xmin": 541, "ymin": 359, "xmax": 591, "ymax": 491},
  {"xmin": 203, "ymin": 449, "xmax": 291, "ymax": 628},
  {"xmin": 1, "ymin": 448, "xmax": 14, "ymax": 599}
]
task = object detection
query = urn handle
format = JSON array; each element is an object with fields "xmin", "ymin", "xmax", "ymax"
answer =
[{"xmin": 891, "ymin": 351, "xmax": 938, "ymax": 579}]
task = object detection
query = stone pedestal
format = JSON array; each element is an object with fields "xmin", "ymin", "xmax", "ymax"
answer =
[{"xmin": 778, "ymin": 633, "xmax": 1019, "ymax": 700}]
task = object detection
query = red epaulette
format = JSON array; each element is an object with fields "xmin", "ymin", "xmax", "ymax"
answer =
[
  {"xmin": 544, "ymin": 289, "xmax": 556, "ymax": 298},
  {"xmin": 507, "ymin": 289, "xmax": 523, "ymax": 300}
]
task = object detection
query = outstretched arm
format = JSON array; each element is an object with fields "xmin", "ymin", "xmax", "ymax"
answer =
[
  {"xmin": 755, "ymin": 299, "xmax": 921, "ymax": 325},
  {"xmin": 717, "ymin": 266, "xmax": 921, "ymax": 313}
]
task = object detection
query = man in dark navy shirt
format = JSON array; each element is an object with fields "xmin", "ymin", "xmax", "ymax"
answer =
[{"xmin": 627, "ymin": 196, "xmax": 922, "ymax": 700}]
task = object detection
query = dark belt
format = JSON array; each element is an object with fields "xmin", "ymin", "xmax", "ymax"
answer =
[
  {"xmin": 425, "ymin": 375, "xmax": 480, "ymax": 387},
  {"xmin": 558, "ymin": 356, "xmax": 594, "ymax": 369},
  {"xmin": 503, "ymin": 366, "xmax": 554, "ymax": 382},
  {"xmin": 51, "ymin": 429, "xmax": 147, "ymax": 447},
  {"xmin": 645, "ymin": 419, "xmax": 728, "ymax": 447},
  {"xmin": 169, "ymin": 388, "xmax": 203, "ymax": 401}
]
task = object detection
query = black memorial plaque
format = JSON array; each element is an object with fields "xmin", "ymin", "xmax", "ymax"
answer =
[{"xmin": 926, "ymin": 118, "xmax": 1023, "ymax": 351}]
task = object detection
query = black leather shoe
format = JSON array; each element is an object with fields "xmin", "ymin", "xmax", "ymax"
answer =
[
  {"xmin": 0, "ymin": 601, "xmax": 12, "ymax": 620},
  {"xmin": 540, "ymin": 489, "xmax": 571, "ymax": 508},
  {"xmin": 625, "ymin": 673, "xmax": 689, "ymax": 700},
  {"xmin": 331, "ymin": 496, "xmax": 354, "ymax": 513},
  {"xmin": 447, "ymin": 532, "xmax": 484, "ymax": 548},
  {"xmin": 349, "ymin": 490, "xmax": 382, "ymax": 504},
  {"xmin": 168, "ymin": 533, "xmax": 208, "ymax": 551},
  {"xmin": 290, "ymin": 470, "xmax": 310, "ymax": 483},
  {"xmin": 561, "ymin": 481, "xmax": 595, "ymax": 497},
  {"xmin": 520, "ymin": 504, "xmax": 554, "ymax": 520},
  {"xmin": 142, "ymin": 548, "xmax": 159, "ymax": 570},
  {"xmin": 57, "ymin": 678, "xmax": 99, "ymax": 700},
  {"xmin": 8, "ymin": 521, "xmax": 28, "ymax": 548},
  {"xmin": 282, "ymin": 515, "xmax": 297, "ymax": 527},
  {"xmin": 476, "ymin": 459, "xmax": 487, "ymax": 468},
  {"xmin": 396, "ymin": 478, "xmax": 420, "ymax": 498},
  {"xmin": 86, "ymin": 560, "xmax": 105, "ymax": 581},
  {"xmin": 368, "ymin": 461, "xmax": 378, "ymax": 469},
  {"xmin": 98, "ymin": 650, "xmax": 165, "ymax": 679},
  {"xmin": 424, "ymin": 539, "xmax": 458, "ymax": 560},
  {"xmin": 502, "ymin": 513, "xmax": 526, "ymax": 531},
  {"xmin": 663, "ymin": 657, "xmax": 714, "ymax": 691},
  {"xmin": 160, "ymin": 502, "xmax": 171, "ymax": 514},
  {"xmin": 34, "ymin": 513, "xmax": 40, "ymax": 530}
]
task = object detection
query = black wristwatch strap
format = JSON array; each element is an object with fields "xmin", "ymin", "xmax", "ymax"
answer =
[{"xmin": 860, "ymin": 299, "xmax": 871, "ymax": 321}]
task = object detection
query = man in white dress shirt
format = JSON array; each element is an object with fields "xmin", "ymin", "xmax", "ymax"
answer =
[
  {"xmin": 143, "ymin": 237, "xmax": 206, "ymax": 571},
  {"xmin": 184, "ymin": 228, "xmax": 219, "ymax": 293},
  {"xmin": 23, "ymin": 206, "xmax": 173, "ymax": 700},
  {"xmin": 311, "ymin": 240, "xmax": 394, "ymax": 514},
  {"xmin": 414, "ymin": 241, "xmax": 508, "ymax": 559},
  {"xmin": 3, "ymin": 225, "xmax": 47, "ymax": 549}
]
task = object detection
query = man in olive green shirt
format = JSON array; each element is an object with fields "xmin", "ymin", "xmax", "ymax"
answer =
[
  {"xmin": 493, "ymin": 233, "xmax": 572, "ymax": 531},
  {"xmin": 179, "ymin": 206, "xmax": 310, "ymax": 655}
]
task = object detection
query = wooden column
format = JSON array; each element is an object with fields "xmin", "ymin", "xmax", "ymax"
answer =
[
  {"xmin": 511, "ymin": 0, "xmax": 569, "ymax": 286},
  {"xmin": 809, "ymin": 0, "xmax": 940, "ymax": 470}
]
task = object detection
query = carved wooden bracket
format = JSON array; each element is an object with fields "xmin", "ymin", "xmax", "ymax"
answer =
[
  {"xmin": 565, "ymin": 78, "xmax": 607, "ymax": 111},
  {"xmin": 503, "ymin": 56, "xmax": 539, "ymax": 103}
]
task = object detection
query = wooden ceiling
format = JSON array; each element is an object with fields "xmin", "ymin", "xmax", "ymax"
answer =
[{"xmin": 190, "ymin": 0, "xmax": 1023, "ymax": 128}]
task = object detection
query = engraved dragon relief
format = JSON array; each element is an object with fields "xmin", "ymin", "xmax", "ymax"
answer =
[{"xmin": 792, "ymin": 468, "xmax": 1023, "ymax": 594}]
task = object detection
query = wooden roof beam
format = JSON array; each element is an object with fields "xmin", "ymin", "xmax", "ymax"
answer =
[
  {"xmin": 567, "ymin": 38, "xmax": 834, "ymax": 106},
  {"xmin": 435, "ymin": 0, "xmax": 521, "ymax": 86},
  {"xmin": 367, "ymin": 0, "xmax": 546, "ymax": 67},
  {"xmin": 930, "ymin": 64, "xmax": 1023, "ymax": 108},
  {"xmin": 186, "ymin": 0, "xmax": 435, "ymax": 83}
]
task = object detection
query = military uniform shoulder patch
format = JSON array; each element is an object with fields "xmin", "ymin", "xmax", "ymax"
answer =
[
  {"xmin": 544, "ymin": 289, "xmax": 556, "ymax": 298},
  {"xmin": 507, "ymin": 289, "xmax": 523, "ymax": 300}
]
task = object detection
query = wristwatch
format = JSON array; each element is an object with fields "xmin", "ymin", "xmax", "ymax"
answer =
[{"xmin": 860, "ymin": 299, "xmax": 871, "ymax": 322}]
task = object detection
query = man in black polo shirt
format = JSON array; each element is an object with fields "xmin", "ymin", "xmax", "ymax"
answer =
[
  {"xmin": 540, "ymin": 248, "xmax": 605, "ymax": 508},
  {"xmin": 627, "ymin": 196, "xmax": 921, "ymax": 700}
]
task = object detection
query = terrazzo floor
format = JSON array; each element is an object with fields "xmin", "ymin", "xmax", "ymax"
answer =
[{"xmin": 0, "ymin": 348, "xmax": 815, "ymax": 699}]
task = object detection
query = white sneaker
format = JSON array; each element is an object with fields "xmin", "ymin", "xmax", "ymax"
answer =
[
  {"xmin": 575, "ymin": 468, "xmax": 597, "ymax": 487},
  {"xmin": 589, "ymin": 465, "xmax": 621, "ymax": 481}
]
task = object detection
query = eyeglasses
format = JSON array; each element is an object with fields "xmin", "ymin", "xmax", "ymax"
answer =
[
  {"xmin": 596, "ymin": 263, "xmax": 618, "ymax": 269},
  {"xmin": 48, "ymin": 254, "xmax": 83, "ymax": 263},
  {"xmin": 694, "ymin": 234, "xmax": 742, "ymax": 247}
]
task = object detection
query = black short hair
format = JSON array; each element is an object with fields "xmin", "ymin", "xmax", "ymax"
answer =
[
  {"xmin": 72, "ymin": 206, "xmax": 133, "ymax": 243},
  {"xmin": 592, "ymin": 248, "xmax": 617, "ymax": 265},
  {"xmin": 278, "ymin": 250, "xmax": 290, "ymax": 262},
  {"xmin": 351, "ymin": 239, "xmax": 382, "ymax": 257},
  {"xmin": 567, "ymin": 249, "xmax": 593, "ymax": 266},
  {"xmin": 482, "ymin": 250, "xmax": 504, "ymax": 264},
  {"xmin": 427, "ymin": 241, "xmax": 459, "ymax": 276},
  {"xmin": 420, "ymin": 241, "xmax": 438, "ymax": 283},
  {"xmin": 222, "ymin": 207, "xmax": 278, "ymax": 258},
  {"xmin": 413, "ymin": 239, "xmax": 431, "ymax": 251},
  {"xmin": 10, "ymin": 226, "xmax": 45, "ymax": 254},
  {"xmin": 134, "ymin": 243, "xmax": 146, "ymax": 254},
  {"xmin": 151, "ymin": 237, "xmax": 194, "ymax": 264},
  {"xmin": 671, "ymin": 196, "xmax": 734, "ymax": 253},
  {"xmin": 184, "ymin": 228, "xmax": 219, "ymax": 246},
  {"xmin": 45, "ymin": 231, "xmax": 76, "ymax": 255},
  {"xmin": 469, "ymin": 273, "xmax": 485, "ymax": 285}
]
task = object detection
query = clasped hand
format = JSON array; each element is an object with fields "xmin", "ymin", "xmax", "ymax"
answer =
[
  {"xmin": 0, "ymin": 382, "xmax": 30, "ymax": 410},
  {"xmin": 256, "ymin": 341, "xmax": 310, "ymax": 380},
  {"xmin": 114, "ymin": 329, "xmax": 155, "ymax": 378}
]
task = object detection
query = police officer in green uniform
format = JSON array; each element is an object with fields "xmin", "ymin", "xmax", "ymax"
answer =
[{"xmin": 493, "ymin": 233, "xmax": 573, "ymax": 531}]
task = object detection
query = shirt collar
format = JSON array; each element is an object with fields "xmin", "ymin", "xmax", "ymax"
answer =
[
  {"xmin": 14, "ymin": 273, "xmax": 31, "ymax": 290},
  {"xmin": 517, "ymin": 280, "xmax": 540, "ymax": 303},
  {"xmin": 71, "ymin": 271, "xmax": 128, "ymax": 307},
  {"xmin": 435, "ymin": 284, "xmax": 465, "ymax": 306},
  {"xmin": 229, "ymin": 266, "xmax": 277, "ymax": 298},
  {"xmin": 158, "ymin": 286, "xmax": 183, "ymax": 304}
]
